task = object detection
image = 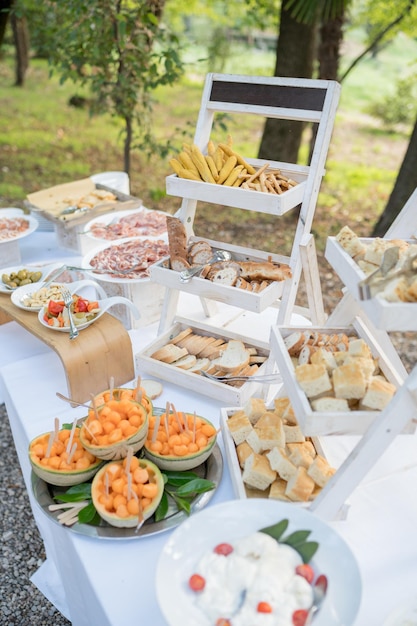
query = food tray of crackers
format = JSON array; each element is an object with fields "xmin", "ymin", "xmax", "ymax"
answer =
[
  {"xmin": 166, "ymin": 141, "xmax": 307, "ymax": 216},
  {"xmin": 221, "ymin": 396, "xmax": 337, "ymax": 506},
  {"xmin": 149, "ymin": 217, "xmax": 292, "ymax": 313},
  {"xmin": 135, "ymin": 318, "xmax": 273, "ymax": 406},
  {"xmin": 325, "ymin": 227, "xmax": 417, "ymax": 331},
  {"xmin": 270, "ymin": 322, "xmax": 406, "ymax": 436}
]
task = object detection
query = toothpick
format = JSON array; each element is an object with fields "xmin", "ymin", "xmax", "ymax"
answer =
[
  {"xmin": 109, "ymin": 376, "xmax": 114, "ymax": 399},
  {"xmin": 192, "ymin": 411, "xmax": 196, "ymax": 444},
  {"xmin": 54, "ymin": 417, "xmax": 60, "ymax": 441},
  {"xmin": 67, "ymin": 442, "xmax": 77, "ymax": 465},
  {"xmin": 82, "ymin": 420, "xmax": 99, "ymax": 443},
  {"xmin": 66, "ymin": 418, "xmax": 78, "ymax": 456},
  {"xmin": 151, "ymin": 411, "xmax": 161, "ymax": 444},
  {"xmin": 135, "ymin": 375, "xmax": 142, "ymax": 403},
  {"xmin": 105, "ymin": 471, "xmax": 110, "ymax": 497},
  {"xmin": 125, "ymin": 446, "xmax": 133, "ymax": 475},
  {"xmin": 90, "ymin": 394, "xmax": 100, "ymax": 419},
  {"xmin": 127, "ymin": 472, "xmax": 132, "ymax": 501},
  {"xmin": 171, "ymin": 403, "xmax": 183, "ymax": 432},
  {"xmin": 45, "ymin": 432, "xmax": 54, "ymax": 459},
  {"xmin": 164, "ymin": 401, "xmax": 170, "ymax": 438},
  {"xmin": 135, "ymin": 496, "xmax": 144, "ymax": 533},
  {"xmin": 181, "ymin": 411, "xmax": 189, "ymax": 433}
]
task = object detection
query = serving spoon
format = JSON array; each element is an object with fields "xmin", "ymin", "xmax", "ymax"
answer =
[
  {"xmin": 306, "ymin": 574, "xmax": 328, "ymax": 625},
  {"xmin": 179, "ymin": 250, "xmax": 232, "ymax": 283}
]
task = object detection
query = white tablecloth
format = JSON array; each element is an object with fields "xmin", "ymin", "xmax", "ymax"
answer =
[{"xmin": 2, "ymin": 231, "xmax": 417, "ymax": 625}]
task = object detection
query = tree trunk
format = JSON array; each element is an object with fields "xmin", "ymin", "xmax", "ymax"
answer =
[
  {"xmin": 11, "ymin": 13, "xmax": 29, "ymax": 86},
  {"xmin": 372, "ymin": 114, "xmax": 417, "ymax": 235},
  {"xmin": 123, "ymin": 115, "xmax": 133, "ymax": 176},
  {"xmin": 0, "ymin": 0, "xmax": 13, "ymax": 50},
  {"xmin": 308, "ymin": 10, "xmax": 345, "ymax": 161},
  {"xmin": 258, "ymin": 5, "xmax": 318, "ymax": 163}
]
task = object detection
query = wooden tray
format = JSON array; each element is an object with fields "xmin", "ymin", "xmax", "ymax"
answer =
[
  {"xmin": 166, "ymin": 159, "xmax": 307, "ymax": 215},
  {"xmin": 149, "ymin": 237, "xmax": 288, "ymax": 313},
  {"xmin": 0, "ymin": 293, "xmax": 135, "ymax": 403},
  {"xmin": 270, "ymin": 322, "xmax": 407, "ymax": 436}
]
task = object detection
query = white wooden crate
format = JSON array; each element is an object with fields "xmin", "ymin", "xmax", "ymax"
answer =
[
  {"xmin": 149, "ymin": 237, "xmax": 289, "ymax": 313},
  {"xmin": 135, "ymin": 318, "xmax": 273, "ymax": 406},
  {"xmin": 166, "ymin": 159, "xmax": 307, "ymax": 215},
  {"xmin": 325, "ymin": 236, "xmax": 417, "ymax": 331},
  {"xmin": 220, "ymin": 406, "xmax": 329, "ymax": 505},
  {"xmin": 270, "ymin": 322, "xmax": 407, "ymax": 436}
]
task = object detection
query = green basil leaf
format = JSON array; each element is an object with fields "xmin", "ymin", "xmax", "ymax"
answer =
[
  {"xmin": 260, "ymin": 519, "xmax": 289, "ymax": 541},
  {"xmin": 295, "ymin": 541, "xmax": 319, "ymax": 564},
  {"xmin": 78, "ymin": 502, "xmax": 98, "ymax": 524},
  {"xmin": 154, "ymin": 491, "xmax": 169, "ymax": 522},
  {"xmin": 282, "ymin": 530, "xmax": 312, "ymax": 547},
  {"xmin": 176, "ymin": 478, "xmax": 215, "ymax": 496}
]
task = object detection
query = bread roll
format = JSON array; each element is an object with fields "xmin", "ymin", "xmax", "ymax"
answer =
[{"xmin": 237, "ymin": 260, "xmax": 292, "ymax": 282}]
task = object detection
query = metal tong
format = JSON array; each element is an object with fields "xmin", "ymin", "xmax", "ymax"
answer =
[{"xmin": 358, "ymin": 246, "xmax": 417, "ymax": 300}]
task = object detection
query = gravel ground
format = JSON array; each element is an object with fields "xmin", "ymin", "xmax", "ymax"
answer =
[{"xmin": 1, "ymin": 263, "xmax": 415, "ymax": 625}]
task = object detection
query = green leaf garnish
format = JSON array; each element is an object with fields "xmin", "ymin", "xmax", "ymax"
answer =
[
  {"xmin": 175, "ymin": 478, "xmax": 215, "ymax": 497},
  {"xmin": 154, "ymin": 491, "xmax": 169, "ymax": 522},
  {"xmin": 260, "ymin": 518, "xmax": 319, "ymax": 564},
  {"xmin": 78, "ymin": 502, "xmax": 99, "ymax": 524}
]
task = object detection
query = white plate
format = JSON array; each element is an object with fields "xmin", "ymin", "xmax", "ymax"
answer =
[
  {"xmin": 38, "ymin": 295, "xmax": 140, "ymax": 331},
  {"xmin": 83, "ymin": 206, "xmax": 168, "ymax": 242},
  {"xmin": 156, "ymin": 499, "xmax": 362, "ymax": 626},
  {"xmin": 0, "ymin": 262, "xmax": 64, "ymax": 294},
  {"xmin": 11, "ymin": 279, "xmax": 108, "ymax": 312},
  {"xmin": 0, "ymin": 210, "xmax": 38, "ymax": 243},
  {"xmin": 81, "ymin": 236, "xmax": 170, "ymax": 283}
]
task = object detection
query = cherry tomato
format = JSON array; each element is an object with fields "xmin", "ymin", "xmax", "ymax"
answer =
[
  {"xmin": 292, "ymin": 609, "xmax": 308, "ymax": 626},
  {"xmin": 213, "ymin": 543, "xmax": 233, "ymax": 556},
  {"xmin": 295, "ymin": 564, "xmax": 315, "ymax": 584},
  {"xmin": 48, "ymin": 300, "xmax": 64, "ymax": 315},
  {"xmin": 188, "ymin": 573, "xmax": 205, "ymax": 592},
  {"xmin": 215, "ymin": 619, "xmax": 231, "ymax": 626},
  {"xmin": 76, "ymin": 297, "xmax": 88, "ymax": 312},
  {"xmin": 257, "ymin": 601, "xmax": 273, "ymax": 613}
]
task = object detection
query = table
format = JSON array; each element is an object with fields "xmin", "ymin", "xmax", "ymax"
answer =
[{"xmin": 1, "ymin": 231, "xmax": 417, "ymax": 625}]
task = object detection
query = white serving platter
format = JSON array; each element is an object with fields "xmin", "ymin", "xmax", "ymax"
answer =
[
  {"xmin": 166, "ymin": 158, "xmax": 307, "ymax": 215},
  {"xmin": 325, "ymin": 236, "xmax": 417, "ymax": 331},
  {"xmin": 82, "ymin": 206, "xmax": 169, "ymax": 243},
  {"xmin": 156, "ymin": 499, "xmax": 362, "ymax": 626},
  {"xmin": 0, "ymin": 261, "xmax": 65, "ymax": 294},
  {"xmin": 270, "ymin": 321, "xmax": 407, "ymax": 436},
  {"xmin": 149, "ymin": 237, "xmax": 289, "ymax": 313},
  {"xmin": 220, "ymin": 406, "xmax": 330, "ymax": 505},
  {"xmin": 135, "ymin": 317, "xmax": 273, "ymax": 406},
  {"xmin": 38, "ymin": 295, "xmax": 139, "ymax": 332},
  {"xmin": 11, "ymin": 279, "xmax": 108, "ymax": 312},
  {"xmin": 0, "ymin": 209, "xmax": 38, "ymax": 243}
]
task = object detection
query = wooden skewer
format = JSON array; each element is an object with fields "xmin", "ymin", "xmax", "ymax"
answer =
[
  {"xmin": 66, "ymin": 418, "xmax": 78, "ymax": 456},
  {"xmin": 105, "ymin": 470, "xmax": 110, "ymax": 497},
  {"xmin": 171, "ymin": 403, "xmax": 183, "ymax": 432},
  {"xmin": 109, "ymin": 376, "xmax": 114, "ymax": 400},
  {"xmin": 125, "ymin": 446, "xmax": 133, "ymax": 474},
  {"xmin": 90, "ymin": 394, "xmax": 100, "ymax": 419},
  {"xmin": 192, "ymin": 411, "xmax": 197, "ymax": 444},
  {"xmin": 135, "ymin": 375, "xmax": 143, "ymax": 403},
  {"xmin": 164, "ymin": 401, "xmax": 170, "ymax": 438},
  {"xmin": 66, "ymin": 442, "xmax": 77, "ymax": 465},
  {"xmin": 151, "ymin": 412, "xmax": 161, "ymax": 443},
  {"xmin": 82, "ymin": 420, "xmax": 99, "ymax": 443}
]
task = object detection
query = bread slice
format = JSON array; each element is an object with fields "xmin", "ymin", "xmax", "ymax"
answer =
[
  {"xmin": 242, "ymin": 452, "xmax": 277, "ymax": 491},
  {"xmin": 332, "ymin": 362, "xmax": 367, "ymax": 400},
  {"xmin": 284, "ymin": 331, "xmax": 309, "ymax": 356},
  {"xmin": 269, "ymin": 478, "xmax": 290, "ymax": 501},
  {"xmin": 310, "ymin": 347, "xmax": 337, "ymax": 372},
  {"xmin": 282, "ymin": 423, "xmax": 305, "ymax": 443},
  {"xmin": 172, "ymin": 354, "xmax": 197, "ymax": 370},
  {"xmin": 246, "ymin": 422, "xmax": 285, "ymax": 453},
  {"xmin": 295, "ymin": 363, "xmax": 333, "ymax": 398},
  {"xmin": 363, "ymin": 237, "xmax": 395, "ymax": 266},
  {"xmin": 227, "ymin": 412, "xmax": 253, "ymax": 445},
  {"xmin": 307, "ymin": 454, "xmax": 336, "ymax": 487},
  {"xmin": 209, "ymin": 267, "xmax": 238, "ymax": 286},
  {"xmin": 169, "ymin": 327, "xmax": 193, "ymax": 345},
  {"xmin": 360, "ymin": 376, "xmax": 396, "ymax": 410},
  {"xmin": 210, "ymin": 340, "xmax": 250, "ymax": 373},
  {"xmin": 311, "ymin": 396, "xmax": 350, "ymax": 412},
  {"xmin": 347, "ymin": 338, "xmax": 372, "ymax": 360},
  {"xmin": 151, "ymin": 344, "xmax": 188, "ymax": 364},
  {"xmin": 285, "ymin": 466, "xmax": 315, "ymax": 502},
  {"xmin": 287, "ymin": 443, "xmax": 314, "ymax": 469},
  {"xmin": 335, "ymin": 225, "xmax": 366, "ymax": 258},
  {"xmin": 266, "ymin": 447, "xmax": 297, "ymax": 481},
  {"xmin": 236, "ymin": 441, "xmax": 254, "ymax": 469},
  {"xmin": 243, "ymin": 397, "xmax": 267, "ymax": 424}
]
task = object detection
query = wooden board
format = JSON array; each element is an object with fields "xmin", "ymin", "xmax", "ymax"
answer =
[{"xmin": 0, "ymin": 294, "xmax": 135, "ymax": 403}]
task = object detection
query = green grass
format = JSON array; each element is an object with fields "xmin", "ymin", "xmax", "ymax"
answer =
[{"xmin": 0, "ymin": 28, "xmax": 415, "ymax": 252}]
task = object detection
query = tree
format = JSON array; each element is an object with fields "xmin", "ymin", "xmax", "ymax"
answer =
[
  {"xmin": 372, "ymin": 113, "xmax": 417, "ymax": 235},
  {"xmin": 0, "ymin": 0, "xmax": 30, "ymax": 86},
  {"xmin": 39, "ymin": 0, "xmax": 184, "ymax": 175}
]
